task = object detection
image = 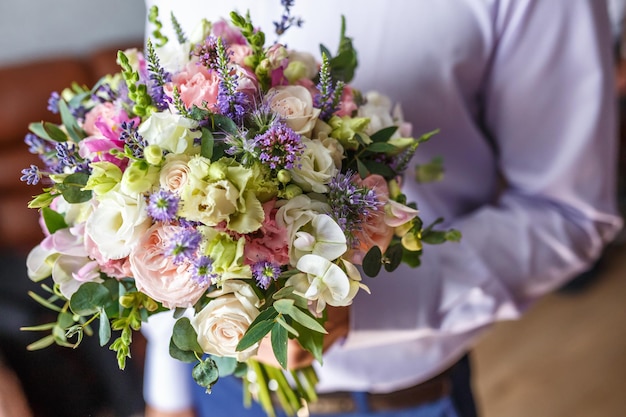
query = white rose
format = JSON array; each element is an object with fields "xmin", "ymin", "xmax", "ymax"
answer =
[
  {"xmin": 138, "ymin": 112, "xmax": 202, "ymax": 154},
  {"xmin": 192, "ymin": 281, "xmax": 261, "ymax": 361},
  {"xmin": 159, "ymin": 153, "xmax": 192, "ymax": 193},
  {"xmin": 285, "ymin": 50, "xmax": 319, "ymax": 82},
  {"xmin": 289, "ymin": 138, "xmax": 339, "ymax": 193},
  {"xmin": 85, "ymin": 189, "xmax": 151, "ymax": 260},
  {"xmin": 267, "ymin": 85, "xmax": 321, "ymax": 137}
]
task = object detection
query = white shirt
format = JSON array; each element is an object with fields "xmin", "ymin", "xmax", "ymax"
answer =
[{"xmin": 142, "ymin": 0, "xmax": 623, "ymax": 410}]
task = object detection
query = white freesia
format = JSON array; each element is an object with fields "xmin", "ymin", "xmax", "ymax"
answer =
[
  {"xmin": 293, "ymin": 214, "xmax": 347, "ymax": 261},
  {"xmin": 288, "ymin": 254, "xmax": 359, "ymax": 313},
  {"xmin": 138, "ymin": 112, "xmax": 202, "ymax": 154},
  {"xmin": 85, "ymin": 189, "xmax": 151, "ymax": 260},
  {"xmin": 192, "ymin": 280, "xmax": 261, "ymax": 361},
  {"xmin": 289, "ymin": 138, "xmax": 339, "ymax": 193},
  {"xmin": 267, "ymin": 85, "xmax": 321, "ymax": 137}
]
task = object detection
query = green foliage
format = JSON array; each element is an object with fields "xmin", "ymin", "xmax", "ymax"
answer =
[
  {"xmin": 192, "ymin": 357, "xmax": 220, "ymax": 393},
  {"xmin": 57, "ymin": 172, "xmax": 92, "ymax": 203},
  {"xmin": 319, "ymin": 16, "xmax": 358, "ymax": 84}
]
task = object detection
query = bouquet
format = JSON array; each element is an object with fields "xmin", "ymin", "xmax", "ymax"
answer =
[{"xmin": 20, "ymin": 4, "xmax": 459, "ymax": 416}]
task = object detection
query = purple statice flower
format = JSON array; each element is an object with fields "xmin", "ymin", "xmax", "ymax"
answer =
[
  {"xmin": 252, "ymin": 260, "xmax": 282, "ymax": 290},
  {"xmin": 327, "ymin": 171, "xmax": 383, "ymax": 246},
  {"xmin": 47, "ymin": 91, "xmax": 61, "ymax": 114},
  {"xmin": 273, "ymin": 0, "xmax": 304, "ymax": 37},
  {"xmin": 193, "ymin": 36, "xmax": 220, "ymax": 69},
  {"xmin": 119, "ymin": 121, "xmax": 146, "ymax": 158},
  {"xmin": 191, "ymin": 256, "xmax": 217, "ymax": 286},
  {"xmin": 166, "ymin": 227, "xmax": 202, "ymax": 264},
  {"xmin": 20, "ymin": 165, "xmax": 42, "ymax": 185},
  {"xmin": 253, "ymin": 122, "xmax": 303, "ymax": 170},
  {"xmin": 147, "ymin": 189, "xmax": 180, "ymax": 222}
]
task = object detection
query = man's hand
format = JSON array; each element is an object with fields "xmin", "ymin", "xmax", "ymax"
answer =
[{"xmin": 256, "ymin": 305, "xmax": 350, "ymax": 369}]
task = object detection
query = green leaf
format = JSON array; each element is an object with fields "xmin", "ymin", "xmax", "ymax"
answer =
[
  {"xmin": 236, "ymin": 317, "xmax": 275, "ymax": 352},
  {"xmin": 70, "ymin": 282, "xmax": 111, "ymax": 315},
  {"xmin": 383, "ymin": 244, "xmax": 404, "ymax": 273},
  {"xmin": 211, "ymin": 114, "xmax": 238, "ymax": 135},
  {"xmin": 211, "ymin": 355, "xmax": 238, "ymax": 377},
  {"xmin": 402, "ymin": 248, "xmax": 422, "ymax": 268},
  {"xmin": 356, "ymin": 158, "xmax": 370, "ymax": 179},
  {"xmin": 99, "ymin": 307, "xmax": 111, "ymax": 346},
  {"xmin": 58, "ymin": 172, "xmax": 92, "ymax": 203},
  {"xmin": 169, "ymin": 339, "xmax": 199, "ymax": 363},
  {"xmin": 28, "ymin": 122, "xmax": 54, "ymax": 141},
  {"xmin": 362, "ymin": 160, "xmax": 395, "ymax": 179},
  {"xmin": 26, "ymin": 335, "xmax": 55, "ymax": 351},
  {"xmin": 43, "ymin": 122, "xmax": 69, "ymax": 142},
  {"xmin": 273, "ymin": 299, "xmax": 296, "ymax": 316},
  {"xmin": 445, "ymin": 229, "xmax": 462, "ymax": 242},
  {"xmin": 275, "ymin": 315, "xmax": 299, "ymax": 337},
  {"xmin": 271, "ymin": 322, "xmax": 288, "ymax": 369},
  {"xmin": 272, "ymin": 286, "xmax": 309, "ymax": 310},
  {"xmin": 200, "ymin": 128, "xmax": 214, "ymax": 160},
  {"xmin": 362, "ymin": 246, "xmax": 382, "ymax": 277},
  {"xmin": 172, "ymin": 317, "xmax": 203, "ymax": 353},
  {"xmin": 370, "ymin": 126, "xmax": 398, "ymax": 143},
  {"xmin": 58, "ymin": 100, "xmax": 86, "ymax": 143},
  {"xmin": 284, "ymin": 307, "xmax": 327, "ymax": 334},
  {"xmin": 42, "ymin": 207, "xmax": 68, "ymax": 234},
  {"xmin": 291, "ymin": 321, "xmax": 324, "ymax": 364},
  {"xmin": 192, "ymin": 357, "xmax": 220, "ymax": 393},
  {"xmin": 417, "ymin": 128, "xmax": 440, "ymax": 144},
  {"xmin": 415, "ymin": 156, "xmax": 444, "ymax": 183},
  {"xmin": 366, "ymin": 142, "xmax": 398, "ymax": 153}
]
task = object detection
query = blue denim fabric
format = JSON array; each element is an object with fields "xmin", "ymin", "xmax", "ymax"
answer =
[{"xmin": 190, "ymin": 374, "xmax": 460, "ymax": 417}]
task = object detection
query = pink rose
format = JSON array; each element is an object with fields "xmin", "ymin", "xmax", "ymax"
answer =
[
  {"xmin": 228, "ymin": 44, "xmax": 253, "ymax": 67},
  {"xmin": 165, "ymin": 60, "xmax": 220, "ymax": 110},
  {"xmin": 213, "ymin": 20, "xmax": 247, "ymax": 45},
  {"xmin": 335, "ymin": 86, "xmax": 358, "ymax": 117},
  {"xmin": 129, "ymin": 224, "xmax": 207, "ymax": 308},
  {"xmin": 244, "ymin": 200, "xmax": 290, "ymax": 266},
  {"xmin": 346, "ymin": 175, "xmax": 395, "ymax": 265},
  {"xmin": 82, "ymin": 102, "xmax": 136, "ymax": 137}
]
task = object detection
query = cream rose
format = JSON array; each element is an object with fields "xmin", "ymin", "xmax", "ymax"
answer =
[
  {"xmin": 160, "ymin": 153, "xmax": 192, "ymax": 193},
  {"xmin": 191, "ymin": 281, "xmax": 261, "ymax": 361},
  {"xmin": 138, "ymin": 112, "xmax": 202, "ymax": 154},
  {"xmin": 267, "ymin": 85, "xmax": 321, "ymax": 137},
  {"xmin": 129, "ymin": 223, "xmax": 207, "ymax": 309},
  {"xmin": 289, "ymin": 138, "xmax": 339, "ymax": 193},
  {"xmin": 85, "ymin": 189, "xmax": 151, "ymax": 260}
]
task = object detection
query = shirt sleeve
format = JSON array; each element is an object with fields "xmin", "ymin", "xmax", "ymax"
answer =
[{"xmin": 345, "ymin": 0, "xmax": 623, "ymax": 348}]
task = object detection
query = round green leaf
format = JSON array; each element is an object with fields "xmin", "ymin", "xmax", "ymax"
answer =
[
  {"xmin": 70, "ymin": 282, "xmax": 111, "ymax": 316},
  {"xmin": 192, "ymin": 358, "xmax": 220, "ymax": 393}
]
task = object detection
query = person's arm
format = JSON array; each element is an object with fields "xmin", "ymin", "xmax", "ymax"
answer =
[{"xmin": 345, "ymin": 0, "xmax": 623, "ymax": 347}]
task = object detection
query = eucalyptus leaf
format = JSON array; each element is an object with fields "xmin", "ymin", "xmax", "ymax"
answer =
[
  {"xmin": 211, "ymin": 114, "xmax": 238, "ymax": 135},
  {"xmin": 273, "ymin": 298, "xmax": 296, "ymax": 316},
  {"xmin": 192, "ymin": 357, "xmax": 220, "ymax": 393},
  {"xmin": 236, "ymin": 318, "xmax": 274, "ymax": 352},
  {"xmin": 43, "ymin": 122, "xmax": 69, "ymax": 142},
  {"xmin": 200, "ymin": 128, "xmax": 214, "ymax": 160},
  {"xmin": 362, "ymin": 246, "xmax": 382, "ymax": 277},
  {"xmin": 58, "ymin": 172, "xmax": 92, "ymax": 204},
  {"xmin": 70, "ymin": 282, "xmax": 111, "ymax": 315},
  {"xmin": 362, "ymin": 160, "xmax": 395, "ymax": 179},
  {"xmin": 366, "ymin": 142, "xmax": 398, "ymax": 153},
  {"xmin": 402, "ymin": 248, "xmax": 422, "ymax": 268},
  {"xmin": 29, "ymin": 122, "xmax": 54, "ymax": 141},
  {"xmin": 211, "ymin": 355, "xmax": 238, "ymax": 377},
  {"xmin": 169, "ymin": 339, "xmax": 199, "ymax": 363},
  {"xmin": 271, "ymin": 322, "xmax": 288, "ymax": 369},
  {"xmin": 356, "ymin": 158, "xmax": 370, "ymax": 179},
  {"xmin": 172, "ymin": 317, "xmax": 203, "ymax": 353},
  {"xmin": 383, "ymin": 244, "xmax": 404, "ymax": 273}
]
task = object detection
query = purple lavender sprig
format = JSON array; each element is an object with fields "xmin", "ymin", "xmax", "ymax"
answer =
[
  {"xmin": 273, "ymin": 0, "xmax": 304, "ymax": 38},
  {"xmin": 146, "ymin": 39, "xmax": 172, "ymax": 111},
  {"xmin": 314, "ymin": 54, "xmax": 344, "ymax": 121},
  {"xmin": 213, "ymin": 38, "xmax": 249, "ymax": 123},
  {"xmin": 119, "ymin": 121, "xmax": 147, "ymax": 159},
  {"xmin": 47, "ymin": 92, "xmax": 61, "ymax": 114},
  {"xmin": 327, "ymin": 171, "xmax": 383, "ymax": 247}
]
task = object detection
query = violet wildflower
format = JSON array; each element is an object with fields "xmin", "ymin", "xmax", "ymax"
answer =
[
  {"xmin": 167, "ymin": 227, "xmax": 202, "ymax": 264},
  {"xmin": 193, "ymin": 36, "xmax": 220, "ymax": 69},
  {"xmin": 24, "ymin": 133, "xmax": 49, "ymax": 155},
  {"xmin": 314, "ymin": 54, "xmax": 344, "ymax": 121},
  {"xmin": 55, "ymin": 142, "xmax": 79, "ymax": 170},
  {"xmin": 252, "ymin": 260, "xmax": 282, "ymax": 290},
  {"xmin": 47, "ymin": 91, "xmax": 61, "ymax": 114},
  {"xmin": 213, "ymin": 38, "xmax": 249, "ymax": 123},
  {"xmin": 273, "ymin": 0, "xmax": 304, "ymax": 37},
  {"xmin": 327, "ymin": 172, "xmax": 382, "ymax": 246},
  {"xmin": 119, "ymin": 121, "xmax": 146, "ymax": 159},
  {"xmin": 146, "ymin": 39, "xmax": 172, "ymax": 111},
  {"xmin": 20, "ymin": 165, "xmax": 41, "ymax": 185},
  {"xmin": 147, "ymin": 189, "xmax": 180, "ymax": 222},
  {"xmin": 192, "ymin": 256, "xmax": 217, "ymax": 286},
  {"xmin": 253, "ymin": 122, "xmax": 303, "ymax": 170}
]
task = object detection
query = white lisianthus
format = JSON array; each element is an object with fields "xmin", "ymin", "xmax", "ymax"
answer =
[
  {"xmin": 155, "ymin": 41, "xmax": 193, "ymax": 73},
  {"xmin": 85, "ymin": 189, "xmax": 151, "ymax": 260},
  {"xmin": 284, "ymin": 50, "xmax": 319, "ymax": 82},
  {"xmin": 192, "ymin": 280, "xmax": 261, "ymax": 361},
  {"xmin": 293, "ymin": 214, "xmax": 347, "ymax": 262},
  {"xmin": 358, "ymin": 91, "xmax": 409, "ymax": 137},
  {"xmin": 289, "ymin": 138, "xmax": 339, "ymax": 193},
  {"xmin": 138, "ymin": 112, "xmax": 202, "ymax": 154},
  {"xmin": 288, "ymin": 254, "xmax": 362, "ymax": 313},
  {"xmin": 267, "ymin": 85, "xmax": 321, "ymax": 137}
]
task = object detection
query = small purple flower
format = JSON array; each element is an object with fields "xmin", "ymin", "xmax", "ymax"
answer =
[
  {"xmin": 47, "ymin": 91, "xmax": 61, "ymax": 114},
  {"xmin": 147, "ymin": 189, "xmax": 180, "ymax": 222},
  {"xmin": 252, "ymin": 260, "xmax": 282, "ymax": 290},
  {"xmin": 24, "ymin": 133, "xmax": 48, "ymax": 155},
  {"xmin": 167, "ymin": 227, "xmax": 202, "ymax": 264},
  {"xmin": 192, "ymin": 256, "xmax": 217, "ymax": 286},
  {"xmin": 253, "ymin": 122, "xmax": 303, "ymax": 170},
  {"xmin": 119, "ymin": 121, "xmax": 146, "ymax": 159},
  {"xmin": 20, "ymin": 165, "xmax": 41, "ymax": 185}
]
